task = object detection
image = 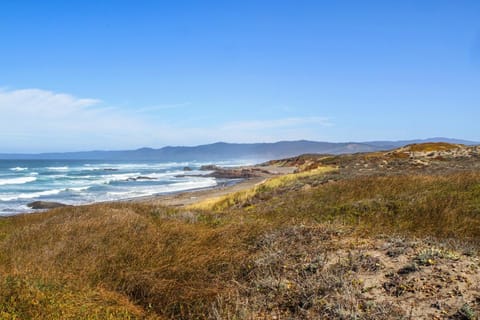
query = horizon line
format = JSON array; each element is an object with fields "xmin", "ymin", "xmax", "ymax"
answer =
[{"xmin": 0, "ymin": 137, "xmax": 478, "ymax": 155}]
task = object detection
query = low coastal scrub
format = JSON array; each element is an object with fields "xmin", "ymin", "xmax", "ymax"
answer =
[
  {"xmin": 406, "ymin": 142, "xmax": 460, "ymax": 152},
  {"xmin": 1, "ymin": 151, "xmax": 480, "ymax": 318},
  {"xmin": 256, "ymin": 172, "xmax": 480, "ymax": 241}
]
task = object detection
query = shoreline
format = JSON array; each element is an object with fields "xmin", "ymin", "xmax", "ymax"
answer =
[
  {"xmin": 126, "ymin": 164, "xmax": 296, "ymax": 207},
  {"xmin": 129, "ymin": 175, "xmax": 267, "ymax": 207},
  {"xmin": 12, "ymin": 164, "xmax": 296, "ymax": 214}
]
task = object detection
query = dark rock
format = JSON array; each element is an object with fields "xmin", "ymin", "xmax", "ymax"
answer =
[
  {"xmin": 103, "ymin": 168, "xmax": 119, "ymax": 171},
  {"xmin": 126, "ymin": 176, "xmax": 156, "ymax": 181},
  {"xmin": 206, "ymin": 168, "xmax": 259, "ymax": 179},
  {"xmin": 183, "ymin": 166, "xmax": 193, "ymax": 171},
  {"xmin": 138, "ymin": 176, "xmax": 156, "ymax": 180},
  {"xmin": 200, "ymin": 165, "xmax": 271, "ymax": 179},
  {"xmin": 27, "ymin": 201, "xmax": 70, "ymax": 210},
  {"xmin": 200, "ymin": 165, "xmax": 219, "ymax": 171}
]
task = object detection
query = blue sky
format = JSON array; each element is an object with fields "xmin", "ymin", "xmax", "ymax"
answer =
[{"xmin": 1, "ymin": 0, "xmax": 479, "ymax": 152}]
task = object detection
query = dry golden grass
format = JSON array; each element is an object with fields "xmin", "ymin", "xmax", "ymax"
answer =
[
  {"xmin": 0, "ymin": 203, "xmax": 258, "ymax": 319},
  {"xmin": 0, "ymin": 276, "xmax": 147, "ymax": 319},
  {"xmin": 240, "ymin": 172, "xmax": 480, "ymax": 242},
  {"xmin": 0, "ymin": 156, "xmax": 480, "ymax": 318}
]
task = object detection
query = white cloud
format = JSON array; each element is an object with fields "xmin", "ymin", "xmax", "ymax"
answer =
[
  {"xmin": 0, "ymin": 88, "xmax": 333, "ymax": 152},
  {"xmin": 0, "ymin": 88, "xmax": 162, "ymax": 152},
  {"xmin": 0, "ymin": 88, "xmax": 100, "ymax": 116}
]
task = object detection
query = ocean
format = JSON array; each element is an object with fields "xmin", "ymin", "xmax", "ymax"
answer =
[{"xmin": 0, "ymin": 159, "xmax": 252, "ymax": 216}]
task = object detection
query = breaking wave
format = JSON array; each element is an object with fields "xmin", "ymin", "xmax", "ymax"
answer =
[{"xmin": 0, "ymin": 176, "xmax": 37, "ymax": 186}]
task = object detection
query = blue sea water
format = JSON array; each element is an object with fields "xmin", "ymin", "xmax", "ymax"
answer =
[{"xmin": 0, "ymin": 159, "xmax": 251, "ymax": 216}]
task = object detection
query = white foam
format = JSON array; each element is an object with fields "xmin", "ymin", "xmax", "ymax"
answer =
[
  {"xmin": 98, "ymin": 172, "xmax": 141, "ymax": 184},
  {"xmin": 140, "ymin": 171, "xmax": 184, "ymax": 179},
  {"xmin": 10, "ymin": 167, "xmax": 28, "ymax": 171},
  {"xmin": 104, "ymin": 177, "xmax": 217, "ymax": 201},
  {"xmin": 68, "ymin": 186, "xmax": 91, "ymax": 192},
  {"xmin": 93, "ymin": 171, "xmax": 185, "ymax": 184},
  {"xmin": 0, "ymin": 176, "xmax": 37, "ymax": 186},
  {"xmin": 83, "ymin": 167, "xmax": 115, "ymax": 172},
  {"xmin": 47, "ymin": 166, "xmax": 69, "ymax": 171},
  {"xmin": 180, "ymin": 170, "xmax": 208, "ymax": 176},
  {"xmin": 0, "ymin": 205, "xmax": 31, "ymax": 216},
  {"xmin": 167, "ymin": 178, "xmax": 217, "ymax": 192},
  {"xmin": 0, "ymin": 189, "xmax": 63, "ymax": 201},
  {"xmin": 92, "ymin": 162, "xmax": 190, "ymax": 170}
]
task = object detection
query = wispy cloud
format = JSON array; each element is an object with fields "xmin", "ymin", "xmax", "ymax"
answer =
[
  {"xmin": 0, "ymin": 88, "xmax": 160, "ymax": 152},
  {"xmin": 0, "ymin": 88, "xmax": 101, "ymax": 116},
  {"xmin": 0, "ymin": 87, "xmax": 333, "ymax": 152}
]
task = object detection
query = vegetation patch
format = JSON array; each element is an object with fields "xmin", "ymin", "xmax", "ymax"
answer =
[
  {"xmin": 0, "ymin": 276, "xmax": 146, "ymax": 319},
  {"xmin": 415, "ymin": 247, "xmax": 460, "ymax": 266},
  {"xmin": 1, "ymin": 145, "xmax": 480, "ymax": 318},
  {"xmin": 406, "ymin": 142, "xmax": 460, "ymax": 152},
  {"xmin": 188, "ymin": 165, "xmax": 336, "ymax": 211}
]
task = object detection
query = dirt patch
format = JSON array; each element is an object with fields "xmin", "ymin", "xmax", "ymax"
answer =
[{"xmin": 214, "ymin": 226, "xmax": 480, "ymax": 319}]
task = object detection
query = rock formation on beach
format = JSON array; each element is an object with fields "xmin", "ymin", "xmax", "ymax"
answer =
[{"xmin": 27, "ymin": 201, "xmax": 70, "ymax": 209}]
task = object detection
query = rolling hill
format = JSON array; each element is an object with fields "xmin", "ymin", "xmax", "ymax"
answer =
[{"xmin": 0, "ymin": 138, "xmax": 477, "ymax": 161}]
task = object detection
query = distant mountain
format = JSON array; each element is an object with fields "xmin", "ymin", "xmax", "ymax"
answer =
[{"xmin": 0, "ymin": 138, "xmax": 478, "ymax": 161}]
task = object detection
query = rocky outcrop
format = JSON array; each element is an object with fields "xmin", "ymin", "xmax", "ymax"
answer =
[
  {"xmin": 186, "ymin": 165, "xmax": 274, "ymax": 179},
  {"xmin": 27, "ymin": 201, "xmax": 70, "ymax": 209},
  {"xmin": 200, "ymin": 165, "xmax": 219, "ymax": 171},
  {"xmin": 206, "ymin": 168, "xmax": 257, "ymax": 179},
  {"xmin": 205, "ymin": 167, "xmax": 272, "ymax": 179}
]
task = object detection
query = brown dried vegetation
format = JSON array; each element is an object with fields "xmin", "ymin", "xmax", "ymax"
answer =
[{"xmin": 1, "ymin": 143, "xmax": 480, "ymax": 319}]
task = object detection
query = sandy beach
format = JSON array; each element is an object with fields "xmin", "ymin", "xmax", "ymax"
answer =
[{"xmin": 132, "ymin": 164, "xmax": 297, "ymax": 207}]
